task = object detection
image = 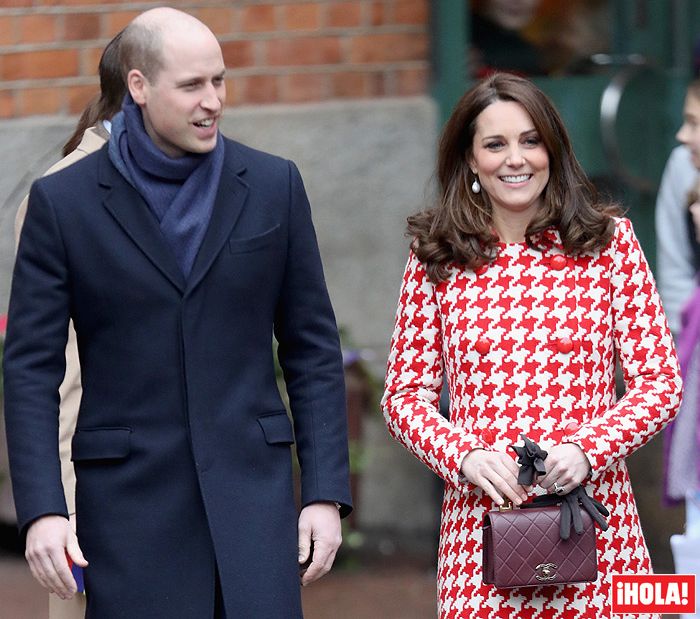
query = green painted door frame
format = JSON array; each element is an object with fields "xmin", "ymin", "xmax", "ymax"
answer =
[{"xmin": 430, "ymin": 1, "xmax": 468, "ymax": 125}]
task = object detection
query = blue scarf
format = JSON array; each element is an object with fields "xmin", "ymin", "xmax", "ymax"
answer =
[{"xmin": 108, "ymin": 95, "xmax": 225, "ymax": 278}]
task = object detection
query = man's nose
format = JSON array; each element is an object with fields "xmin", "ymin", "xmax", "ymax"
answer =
[{"xmin": 201, "ymin": 83, "xmax": 222, "ymax": 111}]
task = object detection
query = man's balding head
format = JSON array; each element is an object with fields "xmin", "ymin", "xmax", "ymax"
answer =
[
  {"xmin": 122, "ymin": 7, "xmax": 226, "ymax": 158},
  {"xmin": 120, "ymin": 7, "xmax": 219, "ymax": 84}
]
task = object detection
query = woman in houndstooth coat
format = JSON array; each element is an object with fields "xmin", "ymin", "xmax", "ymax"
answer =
[{"xmin": 382, "ymin": 73, "xmax": 682, "ymax": 619}]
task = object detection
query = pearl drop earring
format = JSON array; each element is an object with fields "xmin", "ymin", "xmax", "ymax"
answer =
[{"xmin": 471, "ymin": 178, "xmax": 481, "ymax": 194}]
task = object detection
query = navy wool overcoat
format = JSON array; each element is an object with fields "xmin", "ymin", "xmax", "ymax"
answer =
[{"xmin": 3, "ymin": 138, "xmax": 352, "ymax": 618}]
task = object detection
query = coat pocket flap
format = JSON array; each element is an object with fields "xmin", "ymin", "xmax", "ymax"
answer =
[
  {"xmin": 71, "ymin": 427, "xmax": 132, "ymax": 461},
  {"xmin": 229, "ymin": 225, "xmax": 281, "ymax": 254},
  {"xmin": 257, "ymin": 412, "xmax": 295, "ymax": 445}
]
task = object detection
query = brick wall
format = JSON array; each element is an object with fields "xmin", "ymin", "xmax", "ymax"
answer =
[{"xmin": 0, "ymin": 0, "xmax": 430, "ymax": 118}]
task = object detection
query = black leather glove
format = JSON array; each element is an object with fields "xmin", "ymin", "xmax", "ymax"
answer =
[
  {"xmin": 525, "ymin": 486, "xmax": 610, "ymax": 540},
  {"xmin": 510, "ymin": 434, "xmax": 548, "ymax": 486},
  {"xmin": 567, "ymin": 486, "xmax": 609, "ymax": 534}
]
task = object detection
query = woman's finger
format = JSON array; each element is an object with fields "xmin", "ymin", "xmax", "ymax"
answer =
[{"xmin": 478, "ymin": 477, "xmax": 506, "ymax": 505}]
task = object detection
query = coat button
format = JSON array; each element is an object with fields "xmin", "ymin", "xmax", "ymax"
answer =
[
  {"xmin": 481, "ymin": 428, "xmax": 495, "ymax": 443},
  {"xmin": 475, "ymin": 337, "xmax": 491, "ymax": 355},
  {"xmin": 556, "ymin": 336, "xmax": 574, "ymax": 354},
  {"xmin": 550, "ymin": 255, "xmax": 567, "ymax": 270},
  {"xmin": 564, "ymin": 421, "xmax": 580, "ymax": 435}
]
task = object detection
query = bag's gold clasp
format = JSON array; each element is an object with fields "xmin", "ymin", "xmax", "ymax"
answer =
[{"xmin": 535, "ymin": 562, "xmax": 558, "ymax": 582}]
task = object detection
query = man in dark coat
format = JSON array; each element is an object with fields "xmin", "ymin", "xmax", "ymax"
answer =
[{"xmin": 3, "ymin": 7, "xmax": 352, "ymax": 618}]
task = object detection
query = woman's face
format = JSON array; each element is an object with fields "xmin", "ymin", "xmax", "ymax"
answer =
[
  {"xmin": 677, "ymin": 91, "xmax": 700, "ymax": 170},
  {"xmin": 469, "ymin": 99, "xmax": 550, "ymax": 220}
]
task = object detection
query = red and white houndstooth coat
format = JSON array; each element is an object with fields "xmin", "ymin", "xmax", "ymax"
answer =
[{"xmin": 382, "ymin": 218, "xmax": 682, "ymax": 619}]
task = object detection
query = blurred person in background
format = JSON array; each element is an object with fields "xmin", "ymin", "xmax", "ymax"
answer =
[
  {"xmin": 383, "ymin": 72, "xmax": 681, "ymax": 617},
  {"xmin": 655, "ymin": 80, "xmax": 700, "ymax": 337},
  {"xmin": 660, "ymin": 75, "xmax": 700, "ymax": 618},
  {"xmin": 469, "ymin": 0, "xmax": 546, "ymax": 77},
  {"xmin": 662, "ymin": 78, "xmax": 700, "ymax": 505},
  {"xmin": 16, "ymin": 30, "xmax": 125, "ymax": 235}
]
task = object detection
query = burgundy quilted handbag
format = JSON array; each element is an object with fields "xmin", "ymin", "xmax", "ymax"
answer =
[{"xmin": 482, "ymin": 503, "xmax": 598, "ymax": 588}]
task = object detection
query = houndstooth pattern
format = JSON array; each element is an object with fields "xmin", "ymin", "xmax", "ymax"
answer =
[{"xmin": 382, "ymin": 218, "xmax": 682, "ymax": 619}]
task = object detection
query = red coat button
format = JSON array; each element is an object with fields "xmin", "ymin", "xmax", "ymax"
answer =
[
  {"xmin": 557, "ymin": 336, "xmax": 574, "ymax": 354},
  {"xmin": 564, "ymin": 421, "xmax": 580, "ymax": 435},
  {"xmin": 475, "ymin": 337, "xmax": 491, "ymax": 355},
  {"xmin": 550, "ymin": 255, "xmax": 567, "ymax": 270},
  {"xmin": 481, "ymin": 428, "xmax": 495, "ymax": 443}
]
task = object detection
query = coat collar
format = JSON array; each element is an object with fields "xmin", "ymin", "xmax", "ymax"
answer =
[
  {"xmin": 540, "ymin": 226, "xmax": 564, "ymax": 251},
  {"xmin": 75, "ymin": 124, "xmax": 109, "ymax": 155},
  {"xmin": 99, "ymin": 137, "xmax": 249, "ymax": 294}
]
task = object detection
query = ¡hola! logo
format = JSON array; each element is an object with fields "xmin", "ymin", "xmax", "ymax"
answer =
[{"xmin": 611, "ymin": 574, "xmax": 696, "ymax": 614}]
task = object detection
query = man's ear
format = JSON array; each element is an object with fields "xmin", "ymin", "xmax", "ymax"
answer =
[{"xmin": 127, "ymin": 69, "xmax": 148, "ymax": 105}]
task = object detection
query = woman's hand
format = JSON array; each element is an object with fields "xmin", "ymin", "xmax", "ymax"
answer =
[
  {"xmin": 460, "ymin": 449, "xmax": 529, "ymax": 506},
  {"xmin": 538, "ymin": 443, "xmax": 591, "ymax": 495}
]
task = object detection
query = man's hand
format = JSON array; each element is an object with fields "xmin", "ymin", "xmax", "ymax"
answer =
[
  {"xmin": 460, "ymin": 449, "xmax": 529, "ymax": 506},
  {"xmin": 25, "ymin": 515, "xmax": 88, "ymax": 599},
  {"xmin": 297, "ymin": 502, "xmax": 341, "ymax": 586}
]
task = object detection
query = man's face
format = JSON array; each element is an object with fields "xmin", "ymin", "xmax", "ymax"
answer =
[{"xmin": 133, "ymin": 31, "xmax": 226, "ymax": 158}]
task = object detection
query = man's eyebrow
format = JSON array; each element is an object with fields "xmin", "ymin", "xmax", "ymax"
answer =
[
  {"xmin": 176, "ymin": 70, "xmax": 226, "ymax": 85},
  {"xmin": 175, "ymin": 76, "xmax": 202, "ymax": 86}
]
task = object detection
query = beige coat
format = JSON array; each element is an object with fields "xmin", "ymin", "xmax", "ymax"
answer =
[{"xmin": 14, "ymin": 125, "xmax": 107, "ymax": 619}]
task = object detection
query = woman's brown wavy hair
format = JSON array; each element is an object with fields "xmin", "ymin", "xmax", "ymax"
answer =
[
  {"xmin": 62, "ymin": 30, "xmax": 126, "ymax": 156},
  {"xmin": 408, "ymin": 73, "xmax": 620, "ymax": 283}
]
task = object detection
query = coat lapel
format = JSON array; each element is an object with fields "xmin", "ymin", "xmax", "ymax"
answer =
[
  {"xmin": 99, "ymin": 150, "xmax": 187, "ymax": 293},
  {"xmin": 186, "ymin": 141, "xmax": 249, "ymax": 294}
]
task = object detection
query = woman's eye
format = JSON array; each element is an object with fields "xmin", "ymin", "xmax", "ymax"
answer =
[{"xmin": 485, "ymin": 141, "xmax": 504, "ymax": 150}]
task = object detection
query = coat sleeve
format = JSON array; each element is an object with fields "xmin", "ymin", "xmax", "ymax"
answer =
[
  {"xmin": 381, "ymin": 250, "xmax": 485, "ymax": 490},
  {"xmin": 273, "ymin": 161, "xmax": 352, "ymax": 516},
  {"xmin": 14, "ymin": 152, "xmax": 89, "ymax": 520},
  {"xmin": 14, "ymin": 199, "xmax": 82, "ymax": 516},
  {"xmin": 4, "ymin": 179, "xmax": 71, "ymax": 533},
  {"xmin": 570, "ymin": 217, "xmax": 683, "ymax": 478}
]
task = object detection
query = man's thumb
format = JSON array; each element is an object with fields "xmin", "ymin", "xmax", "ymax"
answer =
[
  {"xmin": 66, "ymin": 533, "xmax": 88, "ymax": 567},
  {"xmin": 298, "ymin": 530, "xmax": 311, "ymax": 563}
]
